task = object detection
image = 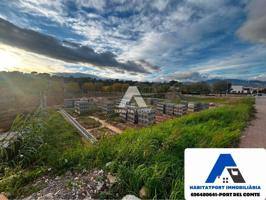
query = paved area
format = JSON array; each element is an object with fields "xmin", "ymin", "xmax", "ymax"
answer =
[{"xmin": 239, "ymin": 96, "xmax": 266, "ymax": 148}]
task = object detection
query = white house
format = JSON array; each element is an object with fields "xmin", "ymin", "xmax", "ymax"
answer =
[
  {"xmin": 231, "ymin": 85, "xmax": 258, "ymax": 94},
  {"xmin": 231, "ymin": 85, "xmax": 244, "ymax": 93}
]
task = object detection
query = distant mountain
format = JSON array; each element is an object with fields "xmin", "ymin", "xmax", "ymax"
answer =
[
  {"xmin": 206, "ymin": 79, "xmax": 266, "ymax": 87},
  {"xmin": 53, "ymin": 73, "xmax": 266, "ymax": 87},
  {"xmin": 54, "ymin": 72, "xmax": 103, "ymax": 79}
]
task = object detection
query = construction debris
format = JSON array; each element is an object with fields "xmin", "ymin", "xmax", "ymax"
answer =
[
  {"xmin": 122, "ymin": 195, "xmax": 141, "ymax": 200},
  {"xmin": 22, "ymin": 169, "xmax": 114, "ymax": 200}
]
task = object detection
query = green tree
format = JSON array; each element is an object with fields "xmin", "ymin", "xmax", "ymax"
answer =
[
  {"xmin": 212, "ymin": 81, "xmax": 231, "ymax": 94},
  {"xmin": 82, "ymin": 82, "xmax": 95, "ymax": 92},
  {"xmin": 65, "ymin": 82, "xmax": 80, "ymax": 94}
]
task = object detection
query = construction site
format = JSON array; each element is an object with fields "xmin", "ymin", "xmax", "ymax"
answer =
[{"xmin": 61, "ymin": 86, "xmax": 216, "ymax": 142}]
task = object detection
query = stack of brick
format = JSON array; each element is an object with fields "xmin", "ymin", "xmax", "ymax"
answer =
[
  {"xmin": 119, "ymin": 107, "xmax": 128, "ymax": 121},
  {"xmin": 188, "ymin": 102, "xmax": 201, "ymax": 112},
  {"xmin": 174, "ymin": 104, "xmax": 187, "ymax": 116},
  {"xmin": 127, "ymin": 106, "xmax": 138, "ymax": 124},
  {"xmin": 200, "ymin": 103, "xmax": 209, "ymax": 110},
  {"xmin": 75, "ymin": 99, "xmax": 90, "ymax": 115},
  {"xmin": 138, "ymin": 108, "xmax": 155, "ymax": 125},
  {"xmin": 156, "ymin": 102, "xmax": 166, "ymax": 114},
  {"xmin": 181, "ymin": 100, "xmax": 188, "ymax": 107},
  {"xmin": 165, "ymin": 103, "xmax": 175, "ymax": 115},
  {"xmin": 146, "ymin": 98, "xmax": 162, "ymax": 106},
  {"xmin": 100, "ymin": 102, "xmax": 115, "ymax": 114},
  {"xmin": 64, "ymin": 99, "xmax": 75, "ymax": 108}
]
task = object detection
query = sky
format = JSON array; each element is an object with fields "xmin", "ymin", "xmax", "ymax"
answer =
[{"xmin": 0, "ymin": 0, "xmax": 266, "ymax": 82}]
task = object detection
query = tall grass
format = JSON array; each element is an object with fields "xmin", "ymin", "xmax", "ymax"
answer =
[
  {"xmin": 0, "ymin": 98, "xmax": 254, "ymax": 199},
  {"xmin": 0, "ymin": 109, "xmax": 90, "ymax": 197},
  {"xmin": 82, "ymin": 97, "xmax": 254, "ymax": 199}
]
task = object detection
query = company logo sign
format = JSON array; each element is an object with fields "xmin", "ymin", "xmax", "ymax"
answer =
[
  {"xmin": 185, "ymin": 149, "xmax": 266, "ymax": 200},
  {"xmin": 206, "ymin": 154, "xmax": 245, "ymax": 184}
]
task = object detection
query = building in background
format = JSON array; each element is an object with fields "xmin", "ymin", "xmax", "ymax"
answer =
[{"xmin": 231, "ymin": 85, "xmax": 259, "ymax": 94}]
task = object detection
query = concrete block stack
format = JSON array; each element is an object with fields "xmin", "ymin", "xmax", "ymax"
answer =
[
  {"xmin": 138, "ymin": 108, "xmax": 155, "ymax": 125},
  {"xmin": 119, "ymin": 108, "xmax": 128, "ymax": 121},
  {"xmin": 64, "ymin": 99, "xmax": 75, "ymax": 108},
  {"xmin": 181, "ymin": 100, "xmax": 188, "ymax": 107},
  {"xmin": 165, "ymin": 103, "xmax": 175, "ymax": 115},
  {"xmin": 200, "ymin": 103, "xmax": 209, "ymax": 110},
  {"xmin": 127, "ymin": 106, "xmax": 138, "ymax": 124},
  {"xmin": 174, "ymin": 104, "xmax": 187, "ymax": 116},
  {"xmin": 188, "ymin": 102, "xmax": 201, "ymax": 112},
  {"xmin": 100, "ymin": 101, "xmax": 115, "ymax": 114},
  {"xmin": 75, "ymin": 99, "xmax": 90, "ymax": 115},
  {"xmin": 146, "ymin": 98, "xmax": 162, "ymax": 106},
  {"xmin": 156, "ymin": 102, "xmax": 166, "ymax": 114}
]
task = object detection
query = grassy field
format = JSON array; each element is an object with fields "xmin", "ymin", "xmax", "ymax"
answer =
[
  {"xmin": 0, "ymin": 97, "xmax": 254, "ymax": 199},
  {"xmin": 83, "ymin": 97, "xmax": 254, "ymax": 199},
  {"xmin": 172, "ymin": 95, "xmax": 243, "ymax": 104}
]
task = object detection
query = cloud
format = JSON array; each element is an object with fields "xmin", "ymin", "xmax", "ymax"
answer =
[
  {"xmin": 238, "ymin": 0, "xmax": 266, "ymax": 44},
  {"xmin": 76, "ymin": 0, "xmax": 106, "ymax": 11},
  {"xmin": 0, "ymin": 18, "xmax": 158, "ymax": 74},
  {"xmin": 151, "ymin": 0, "xmax": 169, "ymax": 11},
  {"xmin": 156, "ymin": 71, "xmax": 207, "ymax": 82},
  {"xmin": 17, "ymin": 0, "xmax": 66, "ymax": 25},
  {"xmin": 1, "ymin": 0, "xmax": 266, "ymax": 81},
  {"xmin": 252, "ymin": 74, "xmax": 266, "ymax": 81},
  {"xmin": 192, "ymin": 45, "xmax": 266, "ymax": 73}
]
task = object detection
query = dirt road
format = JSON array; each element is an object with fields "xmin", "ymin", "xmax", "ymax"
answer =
[
  {"xmin": 89, "ymin": 116, "xmax": 123, "ymax": 134},
  {"xmin": 239, "ymin": 96, "xmax": 266, "ymax": 148}
]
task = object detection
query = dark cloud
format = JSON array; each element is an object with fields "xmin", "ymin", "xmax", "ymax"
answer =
[
  {"xmin": 0, "ymin": 18, "xmax": 158, "ymax": 74},
  {"xmin": 138, "ymin": 59, "xmax": 160, "ymax": 71},
  {"xmin": 238, "ymin": 0, "xmax": 266, "ymax": 44}
]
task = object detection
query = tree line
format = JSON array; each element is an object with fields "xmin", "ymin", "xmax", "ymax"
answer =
[{"xmin": 0, "ymin": 71, "xmax": 233, "ymax": 98}]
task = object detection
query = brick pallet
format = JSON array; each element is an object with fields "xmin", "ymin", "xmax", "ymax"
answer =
[
  {"xmin": 75, "ymin": 100, "xmax": 90, "ymax": 115},
  {"xmin": 127, "ymin": 107, "xmax": 138, "ymax": 124},
  {"xmin": 200, "ymin": 103, "xmax": 209, "ymax": 110},
  {"xmin": 188, "ymin": 102, "xmax": 201, "ymax": 112},
  {"xmin": 138, "ymin": 108, "xmax": 155, "ymax": 125},
  {"xmin": 100, "ymin": 102, "xmax": 115, "ymax": 114},
  {"xmin": 156, "ymin": 102, "xmax": 166, "ymax": 114},
  {"xmin": 119, "ymin": 108, "xmax": 128, "ymax": 121},
  {"xmin": 174, "ymin": 104, "xmax": 187, "ymax": 116},
  {"xmin": 64, "ymin": 99, "xmax": 75, "ymax": 108},
  {"xmin": 165, "ymin": 103, "xmax": 175, "ymax": 115}
]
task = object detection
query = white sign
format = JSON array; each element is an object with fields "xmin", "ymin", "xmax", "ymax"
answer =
[{"xmin": 185, "ymin": 148, "xmax": 266, "ymax": 200}]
